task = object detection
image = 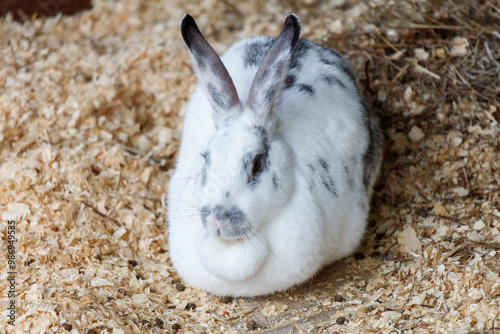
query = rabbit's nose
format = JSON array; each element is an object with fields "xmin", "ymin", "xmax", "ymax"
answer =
[
  {"xmin": 201, "ymin": 204, "xmax": 247, "ymax": 238},
  {"xmin": 207, "ymin": 213, "xmax": 225, "ymax": 230},
  {"xmin": 207, "ymin": 212, "xmax": 235, "ymax": 238},
  {"xmin": 201, "ymin": 204, "xmax": 226, "ymax": 236}
]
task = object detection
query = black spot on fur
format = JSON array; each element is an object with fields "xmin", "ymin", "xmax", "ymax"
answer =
[
  {"xmin": 298, "ymin": 84, "xmax": 314, "ymax": 95},
  {"xmin": 317, "ymin": 158, "xmax": 337, "ymax": 196},
  {"xmin": 207, "ymin": 83, "xmax": 227, "ymax": 109},
  {"xmin": 213, "ymin": 204, "xmax": 224, "ymax": 219},
  {"xmin": 307, "ymin": 178, "xmax": 315, "ymax": 192},
  {"xmin": 321, "ymin": 178, "xmax": 337, "ymax": 196},
  {"xmin": 321, "ymin": 75, "xmax": 346, "ymax": 89},
  {"xmin": 248, "ymin": 175, "xmax": 260, "ymax": 189},
  {"xmin": 284, "ymin": 74, "xmax": 296, "ymax": 90},
  {"xmin": 201, "ymin": 151, "xmax": 211, "ymax": 165},
  {"xmin": 225, "ymin": 191, "xmax": 230, "ymax": 199},
  {"xmin": 290, "ymin": 39, "xmax": 311, "ymax": 70},
  {"xmin": 200, "ymin": 165, "xmax": 207, "ymax": 186},
  {"xmin": 200, "ymin": 205, "xmax": 210, "ymax": 228},
  {"xmin": 327, "ymin": 48, "xmax": 343, "ymax": 59},
  {"xmin": 306, "ymin": 164, "xmax": 316, "ymax": 192},
  {"xmin": 252, "ymin": 126, "xmax": 270, "ymax": 151},
  {"xmin": 272, "ymin": 173, "xmax": 279, "ymax": 190},
  {"xmin": 242, "ymin": 154, "xmax": 251, "ymax": 172},
  {"xmin": 243, "ymin": 39, "xmax": 275, "ymax": 68},
  {"xmin": 252, "ymin": 125, "xmax": 266, "ymax": 139},
  {"xmin": 319, "ymin": 57, "xmax": 336, "ymax": 66},
  {"xmin": 337, "ymin": 62, "xmax": 357, "ymax": 87},
  {"xmin": 193, "ymin": 53, "xmax": 207, "ymax": 71},
  {"xmin": 318, "ymin": 158, "xmax": 329, "ymax": 171},
  {"xmin": 258, "ymin": 67, "xmax": 271, "ymax": 84},
  {"xmin": 320, "ymin": 49, "xmax": 357, "ymax": 88},
  {"xmin": 264, "ymin": 86, "xmax": 276, "ymax": 103},
  {"xmin": 200, "ymin": 151, "xmax": 210, "ymax": 186},
  {"xmin": 344, "ymin": 165, "xmax": 354, "ymax": 189},
  {"xmin": 226, "ymin": 206, "xmax": 245, "ymax": 225}
]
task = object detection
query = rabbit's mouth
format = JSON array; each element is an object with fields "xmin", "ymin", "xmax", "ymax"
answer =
[{"xmin": 201, "ymin": 204, "xmax": 252, "ymax": 240}]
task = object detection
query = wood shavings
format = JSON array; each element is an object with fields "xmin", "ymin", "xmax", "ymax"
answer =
[
  {"xmin": 408, "ymin": 125, "xmax": 425, "ymax": 142},
  {"xmin": 1, "ymin": 0, "xmax": 499, "ymax": 333},
  {"xmin": 2, "ymin": 203, "xmax": 30, "ymax": 221},
  {"xmin": 260, "ymin": 302, "xmax": 289, "ymax": 317},
  {"xmin": 450, "ymin": 36, "xmax": 469, "ymax": 57},
  {"xmin": 396, "ymin": 226, "xmax": 422, "ymax": 253}
]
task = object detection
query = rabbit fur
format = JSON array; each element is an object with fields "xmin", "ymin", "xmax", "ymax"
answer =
[{"xmin": 166, "ymin": 13, "xmax": 383, "ymax": 297}]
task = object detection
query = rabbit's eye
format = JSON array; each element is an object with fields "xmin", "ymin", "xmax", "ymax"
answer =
[{"xmin": 250, "ymin": 155, "xmax": 264, "ymax": 179}]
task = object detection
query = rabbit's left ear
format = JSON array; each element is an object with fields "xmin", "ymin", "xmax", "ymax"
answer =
[
  {"xmin": 180, "ymin": 14, "xmax": 241, "ymax": 127},
  {"xmin": 246, "ymin": 14, "xmax": 300, "ymax": 128}
]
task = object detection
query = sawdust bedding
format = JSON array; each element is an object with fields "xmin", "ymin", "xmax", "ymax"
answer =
[{"xmin": 0, "ymin": 0, "xmax": 499, "ymax": 333}]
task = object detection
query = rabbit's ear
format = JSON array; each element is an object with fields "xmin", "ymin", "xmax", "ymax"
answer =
[
  {"xmin": 246, "ymin": 14, "xmax": 300, "ymax": 127},
  {"xmin": 180, "ymin": 14, "xmax": 241, "ymax": 127}
]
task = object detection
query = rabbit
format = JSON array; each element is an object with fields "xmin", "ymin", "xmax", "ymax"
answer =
[{"xmin": 166, "ymin": 13, "xmax": 383, "ymax": 297}]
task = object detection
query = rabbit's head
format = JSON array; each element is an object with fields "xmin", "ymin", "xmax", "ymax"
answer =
[{"xmin": 180, "ymin": 14, "xmax": 301, "ymax": 241}]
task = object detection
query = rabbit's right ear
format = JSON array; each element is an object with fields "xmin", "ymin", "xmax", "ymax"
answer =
[
  {"xmin": 180, "ymin": 14, "xmax": 242, "ymax": 127},
  {"xmin": 246, "ymin": 14, "xmax": 300, "ymax": 131}
]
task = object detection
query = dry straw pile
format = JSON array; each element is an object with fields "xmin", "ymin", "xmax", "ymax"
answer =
[{"xmin": 0, "ymin": 0, "xmax": 499, "ymax": 333}]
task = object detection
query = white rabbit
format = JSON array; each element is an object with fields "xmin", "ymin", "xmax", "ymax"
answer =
[{"xmin": 166, "ymin": 13, "xmax": 382, "ymax": 297}]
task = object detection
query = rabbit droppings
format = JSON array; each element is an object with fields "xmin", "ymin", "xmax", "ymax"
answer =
[{"xmin": 166, "ymin": 14, "xmax": 383, "ymax": 297}]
